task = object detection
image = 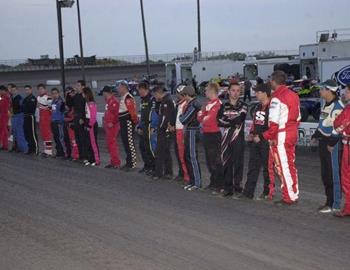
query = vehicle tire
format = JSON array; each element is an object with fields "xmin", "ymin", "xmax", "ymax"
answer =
[{"xmin": 300, "ymin": 106, "xmax": 309, "ymax": 122}]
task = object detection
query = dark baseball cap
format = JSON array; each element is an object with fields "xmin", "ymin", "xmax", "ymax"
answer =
[
  {"xmin": 102, "ymin": 85, "xmax": 113, "ymax": 93},
  {"xmin": 254, "ymin": 83, "xmax": 271, "ymax": 96},
  {"xmin": 320, "ymin": 79, "xmax": 338, "ymax": 92}
]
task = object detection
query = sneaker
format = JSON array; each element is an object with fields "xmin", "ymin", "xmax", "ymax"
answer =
[
  {"xmin": 221, "ymin": 191, "xmax": 233, "ymax": 198},
  {"xmin": 332, "ymin": 208, "xmax": 341, "ymax": 214},
  {"xmin": 84, "ymin": 161, "xmax": 91, "ymax": 166},
  {"xmin": 145, "ymin": 170, "xmax": 154, "ymax": 176},
  {"xmin": 152, "ymin": 176, "xmax": 160, "ymax": 181},
  {"xmin": 163, "ymin": 174, "xmax": 173, "ymax": 180},
  {"xmin": 274, "ymin": 199, "xmax": 296, "ymax": 206},
  {"xmin": 255, "ymin": 193, "xmax": 269, "ymax": 201},
  {"xmin": 138, "ymin": 168, "xmax": 146, "ymax": 174},
  {"xmin": 333, "ymin": 210, "xmax": 350, "ymax": 218},
  {"xmin": 173, "ymin": 176, "xmax": 183, "ymax": 182},
  {"xmin": 318, "ymin": 206, "xmax": 332, "ymax": 213},
  {"xmin": 188, "ymin": 186, "xmax": 199, "ymax": 191},
  {"xmin": 184, "ymin": 184, "xmax": 193, "ymax": 190},
  {"xmin": 40, "ymin": 153, "xmax": 50, "ymax": 158},
  {"xmin": 104, "ymin": 164, "xmax": 119, "ymax": 169},
  {"xmin": 233, "ymin": 193, "xmax": 252, "ymax": 200}
]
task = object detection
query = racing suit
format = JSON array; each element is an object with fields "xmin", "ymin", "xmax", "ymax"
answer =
[
  {"xmin": 85, "ymin": 101, "xmax": 100, "ymax": 164},
  {"xmin": 119, "ymin": 92, "xmax": 138, "ymax": 168},
  {"xmin": 312, "ymin": 97, "xmax": 344, "ymax": 209},
  {"xmin": 180, "ymin": 97, "xmax": 202, "ymax": 188},
  {"xmin": 137, "ymin": 94, "xmax": 159, "ymax": 172},
  {"xmin": 154, "ymin": 93, "xmax": 176, "ymax": 178},
  {"xmin": 198, "ymin": 98, "xmax": 223, "ymax": 189},
  {"xmin": 37, "ymin": 94, "xmax": 53, "ymax": 155},
  {"xmin": 334, "ymin": 104, "xmax": 350, "ymax": 215},
  {"xmin": 0, "ymin": 92, "xmax": 10, "ymax": 150},
  {"xmin": 11, "ymin": 94, "xmax": 28, "ymax": 153},
  {"xmin": 217, "ymin": 100, "xmax": 248, "ymax": 194},
  {"xmin": 243, "ymin": 102, "xmax": 271, "ymax": 199},
  {"xmin": 22, "ymin": 94, "xmax": 38, "ymax": 154},
  {"xmin": 175, "ymin": 99, "xmax": 190, "ymax": 182},
  {"xmin": 51, "ymin": 97, "xmax": 66, "ymax": 157},
  {"xmin": 104, "ymin": 96, "xmax": 121, "ymax": 167},
  {"xmin": 263, "ymin": 85, "xmax": 301, "ymax": 204}
]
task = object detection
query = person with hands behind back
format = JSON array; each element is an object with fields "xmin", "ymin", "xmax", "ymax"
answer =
[
  {"xmin": 103, "ymin": 86, "xmax": 121, "ymax": 169},
  {"xmin": 311, "ymin": 80, "xmax": 344, "ymax": 214},
  {"xmin": 237, "ymin": 83, "xmax": 272, "ymax": 200}
]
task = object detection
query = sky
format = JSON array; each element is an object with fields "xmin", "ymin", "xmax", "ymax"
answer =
[{"xmin": 0, "ymin": 0, "xmax": 349, "ymax": 60}]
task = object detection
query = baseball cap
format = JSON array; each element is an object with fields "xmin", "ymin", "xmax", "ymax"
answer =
[
  {"xmin": 176, "ymin": 84, "xmax": 186, "ymax": 94},
  {"xmin": 102, "ymin": 85, "xmax": 113, "ymax": 93},
  {"xmin": 254, "ymin": 83, "xmax": 271, "ymax": 96},
  {"xmin": 320, "ymin": 80, "xmax": 338, "ymax": 92},
  {"xmin": 181, "ymin": 86, "xmax": 196, "ymax": 97}
]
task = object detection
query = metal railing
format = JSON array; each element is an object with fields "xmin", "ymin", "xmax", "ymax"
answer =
[{"xmin": 0, "ymin": 49, "xmax": 298, "ymax": 72}]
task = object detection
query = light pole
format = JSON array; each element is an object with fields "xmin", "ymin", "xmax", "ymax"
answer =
[
  {"xmin": 197, "ymin": 0, "xmax": 201, "ymax": 56},
  {"xmin": 56, "ymin": 0, "xmax": 75, "ymax": 95},
  {"xmin": 76, "ymin": 0, "xmax": 86, "ymax": 81},
  {"xmin": 140, "ymin": 0, "xmax": 151, "ymax": 80}
]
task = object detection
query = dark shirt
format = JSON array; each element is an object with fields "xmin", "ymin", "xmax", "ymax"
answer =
[
  {"xmin": 12, "ymin": 94, "xmax": 23, "ymax": 115},
  {"xmin": 22, "ymin": 94, "xmax": 37, "ymax": 115},
  {"xmin": 73, "ymin": 93, "xmax": 86, "ymax": 121},
  {"xmin": 158, "ymin": 93, "xmax": 176, "ymax": 133}
]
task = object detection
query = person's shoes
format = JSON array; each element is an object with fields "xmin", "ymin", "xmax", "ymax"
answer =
[
  {"xmin": 184, "ymin": 184, "xmax": 193, "ymax": 190},
  {"xmin": 255, "ymin": 193, "xmax": 269, "ymax": 201},
  {"xmin": 333, "ymin": 210, "xmax": 350, "ymax": 218},
  {"xmin": 163, "ymin": 174, "xmax": 173, "ymax": 180},
  {"xmin": 203, "ymin": 185, "xmax": 214, "ymax": 191},
  {"xmin": 187, "ymin": 186, "xmax": 199, "ymax": 191},
  {"xmin": 40, "ymin": 153, "xmax": 51, "ymax": 158},
  {"xmin": 173, "ymin": 175, "xmax": 183, "ymax": 182},
  {"xmin": 233, "ymin": 193, "xmax": 252, "ymax": 200},
  {"xmin": 318, "ymin": 206, "xmax": 332, "ymax": 213},
  {"xmin": 274, "ymin": 199, "xmax": 296, "ymax": 206},
  {"xmin": 332, "ymin": 208, "xmax": 341, "ymax": 215},
  {"xmin": 90, "ymin": 162, "xmax": 99, "ymax": 167},
  {"xmin": 144, "ymin": 170, "xmax": 153, "ymax": 176},
  {"xmin": 221, "ymin": 191, "xmax": 233, "ymax": 198},
  {"xmin": 152, "ymin": 176, "xmax": 160, "ymax": 181},
  {"xmin": 84, "ymin": 161, "xmax": 91, "ymax": 166},
  {"xmin": 104, "ymin": 164, "xmax": 119, "ymax": 169},
  {"xmin": 138, "ymin": 168, "xmax": 146, "ymax": 174},
  {"xmin": 211, "ymin": 188, "xmax": 224, "ymax": 195}
]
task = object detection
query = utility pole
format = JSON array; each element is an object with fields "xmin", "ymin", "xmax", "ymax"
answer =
[
  {"xmin": 76, "ymin": 0, "xmax": 86, "ymax": 81},
  {"xmin": 140, "ymin": 0, "xmax": 151, "ymax": 80},
  {"xmin": 197, "ymin": 0, "xmax": 201, "ymax": 54},
  {"xmin": 56, "ymin": 0, "xmax": 66, "ymax": 94}
]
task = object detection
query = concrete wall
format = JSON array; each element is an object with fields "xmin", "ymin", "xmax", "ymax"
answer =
[{"xmin": 0, "ymin": 63, "xmax": 165, "ymax": 88}]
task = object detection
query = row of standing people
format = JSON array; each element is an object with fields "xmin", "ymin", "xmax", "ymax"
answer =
[{"xmin": 1, "ymin": 71, "xmax": 349, "ymax": 217}]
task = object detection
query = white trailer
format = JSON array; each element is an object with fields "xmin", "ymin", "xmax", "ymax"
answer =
[
  {"xmin": 319, "ymin": 58, "xmax": 350, "ymax": 82},
  {"xmin": 243, "ymin": 57, "xmax": 299, "ymax": 81},
  {"xmin": 191, "ymin": 59, "xmax": 243, "ymax": 84}
]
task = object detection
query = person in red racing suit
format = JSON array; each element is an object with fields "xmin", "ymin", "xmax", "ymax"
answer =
[
  {"xmin": 103, "ymin": 86, "xmax": 121, "ymax": 169},
  {"xmin": 333, "ymin": 86, "xmax": 350, "ymax": 217},
  {"xmin": 0, "ymin": 85, "xmax": 10, "ymax": 150},
  {"xmin": 37, "ymin": 84, "xmax": 53, "ymax": 157},
  {"xmin": 263, "ymin": 71, "xmax": 301, "ymax": 205}
]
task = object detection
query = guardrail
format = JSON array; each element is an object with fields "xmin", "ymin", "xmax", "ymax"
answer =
[{"xmin": 0, "ymin": 49, "xmax": 298, "ymax": 72}]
